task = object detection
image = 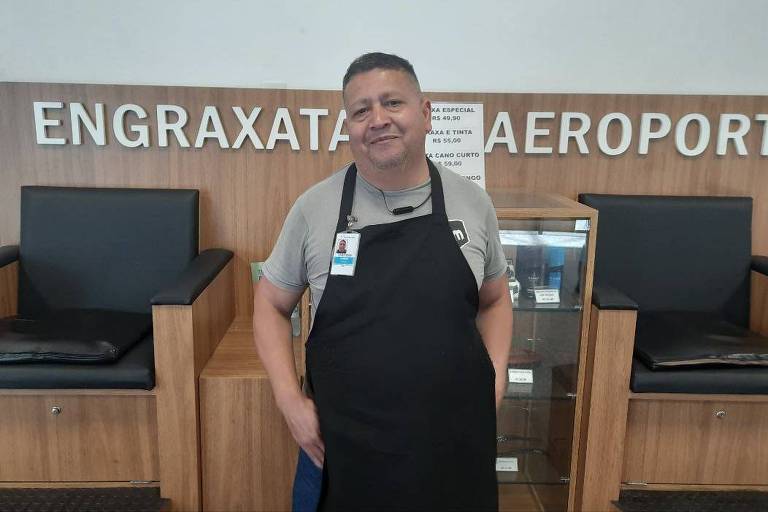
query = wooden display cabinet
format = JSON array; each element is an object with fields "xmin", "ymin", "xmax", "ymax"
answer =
[{"xmin": 491, "ymin": 191, "xmax": 597, "ymax": 512}]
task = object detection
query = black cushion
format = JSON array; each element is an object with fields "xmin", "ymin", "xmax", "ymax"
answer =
[
  {"xmin": 754, "ymin": 256, "xmax": 768, "ymax": 276},
  {"xmin": 635, "ymin": 312, "xmax": 768, "ymax": 369},
  {"xmin": 151, "ymin": 249, "xmax": 233, "ymax": 305},
  {"xmin": 630, "ymin": 357, "xmax": 768, "ymax": 394},
  {"xmin": 592, "ymin": 283, "xmax": 639, "ymax": 310},
  {"xmin": 0, "ymin": 310, "xmax": 151, "ymax": 364},
  {"xmin": 579, "ymin": 194, "xmax": 752, "ymax": 327},
  {"xmin": 0, "ymin": 245, "xmax": 18, "ymax": 267},
  {"xmin": 18, "ymin": 186, "xmax": 198, "ymax": 317},
  {"xmin": 0, "ymin": 333, "xmax": 155, "ymax": 389}
]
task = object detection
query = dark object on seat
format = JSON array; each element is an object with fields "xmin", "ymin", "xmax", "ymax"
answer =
[
  {"xmin": 0, "ymin": 309, "xmax": 151, "ymax": 364},
  {"xmin": 635, "ymin": 312, "xmax": 768, "ymax": 369},
  {"xmin": 0, "ymin": 334, "xmax": 155, "ymax": 389},
  {"xmin": 630, "ymin": 357, "xmax": 768, "ymax": 394},
  {"xmin": 0, "ymin": 486, "xmax": 170, "ymax": 512},
  {"xmin": 579, "ymin": 193, "xmax": 767, "ymax": 393}
]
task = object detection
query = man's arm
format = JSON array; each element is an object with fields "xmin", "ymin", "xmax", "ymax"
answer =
[
  {"xmin": 253, "ymin": 277, "xmax": 324, "ymax": 467},
  {"xmin": 476, "ymin": 275, "xmax": 514, "ymax": 409}
]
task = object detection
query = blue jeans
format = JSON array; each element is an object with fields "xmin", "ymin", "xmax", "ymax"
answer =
[{"xmin": 292, "ymin": 448, "xmax": 323, "ymax": 512}]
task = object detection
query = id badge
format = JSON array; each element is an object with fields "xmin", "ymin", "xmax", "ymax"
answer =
[{"xmin": 330, "ymin": 232, "xmax": 360, "ymax": 276}]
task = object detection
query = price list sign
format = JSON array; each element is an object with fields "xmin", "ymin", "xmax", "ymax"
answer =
[{"xmin": 425, "ymin": 102, "xmax": 486, "ymax": 189}]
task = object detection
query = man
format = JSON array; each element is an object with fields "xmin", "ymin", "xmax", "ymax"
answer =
[{"xmin": 253, "ymin": 52, "xmax": 513, "ymax": 511}]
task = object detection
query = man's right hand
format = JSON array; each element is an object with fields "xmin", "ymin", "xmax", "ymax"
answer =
[{"xmin": 281, "ymin": 394, "xmax": 325, "ymax": 468}]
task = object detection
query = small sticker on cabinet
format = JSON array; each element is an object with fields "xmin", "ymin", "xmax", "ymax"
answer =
[
  {"xmin": 508, "ymin": 368, "xmax": 533, "ymax": 384},
  {"xmin": 496, "ymin": 457, "xmax": 519, "ymax": 472}
]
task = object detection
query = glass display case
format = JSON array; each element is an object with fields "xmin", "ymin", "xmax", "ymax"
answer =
[{"xmin": 490, "ymin": 191, "xmax": 597, "ymax": 512}]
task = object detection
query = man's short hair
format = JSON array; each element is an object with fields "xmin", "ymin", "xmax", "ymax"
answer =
[{"xmin": 342, "ymin": 52, "xmax": 421, "ymax": 92}]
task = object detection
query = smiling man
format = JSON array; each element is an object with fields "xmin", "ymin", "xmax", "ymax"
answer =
[{"xmin": 253, "ymin": 52, "xmax": 513, "ymax": 511}]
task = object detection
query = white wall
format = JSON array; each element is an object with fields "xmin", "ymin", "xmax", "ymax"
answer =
[{"xmin": 2, "ymin": 0, "xmax": 766, "ymax": 95}]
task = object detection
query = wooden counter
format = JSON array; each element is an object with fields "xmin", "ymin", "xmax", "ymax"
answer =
[{"xmin": 200, "ymin": 318, "xmax": 297, "ymax": 512}]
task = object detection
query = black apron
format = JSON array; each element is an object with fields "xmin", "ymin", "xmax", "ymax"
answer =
[{"xmin": 306, "ymin": 160, "xmax": 497, "ymax": 511}]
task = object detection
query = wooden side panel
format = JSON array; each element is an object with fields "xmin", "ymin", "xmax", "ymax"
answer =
[
  {"xmin": 153, "ymin": 260, "xmax": 235, "ymax": 512},
  {"xmin": 192, "ymin": 260, "xmax": 236, "ymax": 377},
  {"xmin": 623, "ymin": 399, "xmax": 768, "ymax": 485},
  {"xmin": 0, "ymin": 395, "xmax": 158, "ymax": 481},
  {"xmin": 201, "ymin": 373, "xmax": 298, "ymax": 512},
  {"xmin": 750, "ymin": 270, "xmax": 768, "ymax": 337},
  {"xmin": 0, "ymin": 260, "xmax": 18, "ymax": 317},
  {"xmin": 577, "ymin": 307, "xmax": 637, "ymax": 512}
]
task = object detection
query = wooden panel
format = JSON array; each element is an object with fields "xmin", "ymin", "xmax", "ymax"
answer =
[
  {"xmin": 623, "ymin": 399, "xmax": 768, "ymax": 485},
  {"xmin": 0, "ymin": 260, "xmax": 18, "ymax": 317},
  {"xmin": 200, "ymin": 327, "xmax": 297, "ymax": 512},
  {"xmin": 566, "ymin": 211, "xmax": 597, "ymax": 512},
  {"xmin": 750, "ymin": 270, "xmax": 768, "ymax": 337},
  {"xmin": 0, "ymin": 395, "xmax": 158, "ymax": 481},
  {"xmin": 152, "ymin": 259, "xmax": 235, "ymax": 512},
  {"xmin": 2, "ymin": 83, "xmax": 767, "ymax": 321},
  {"xmin": 577, "ymin": 307, "xmax": 637, "ymax": 512}
]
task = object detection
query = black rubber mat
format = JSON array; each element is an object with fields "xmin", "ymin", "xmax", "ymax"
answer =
[
  {"xmin": 616, "ymin": 490, "xmax": 768, "ymax": 512},
  {"xmin": 0, "ymin": 487, "xmax": 169, "ymax": 512}
]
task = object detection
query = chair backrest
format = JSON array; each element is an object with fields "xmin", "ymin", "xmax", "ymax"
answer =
[
  {"xmin": 19, "ymin": 186, "xmax": 199, "ymax": 316},
  {"xmin": 579, "ymin": 194, "xmax": 752, "ymax": 327}
]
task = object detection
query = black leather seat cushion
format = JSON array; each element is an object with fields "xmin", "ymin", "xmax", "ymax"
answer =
[
  {"xmin": 0, "ymin": 334, "xmax": 155, "ymax": 389},
  {"xmin": 635, "ymin": 312, "xmax": 768, "ymax": 369},
  {"xmin": 0, "ymin": 310, "xmax": 151, "ymax": 364},
  {"xmin": 631, "ymin": 357, "xmax": 768, "ymax": 394}
]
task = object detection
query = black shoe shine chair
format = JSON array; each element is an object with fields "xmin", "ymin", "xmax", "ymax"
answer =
[
  {"xmin": 576, "ymin": 194, "xmax": 768, "ymax": 511},
  {"xmin": 0, "ymin": 186, "xmax": 235, "ymax": 511}
]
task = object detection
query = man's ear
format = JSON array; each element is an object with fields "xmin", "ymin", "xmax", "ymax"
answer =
[{"xmin": 423, "ymin": 98, "xmax": 432, "ymax": 133}]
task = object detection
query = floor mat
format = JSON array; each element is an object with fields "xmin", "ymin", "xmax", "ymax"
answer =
[
  {"xmin": 0, "ymin": 487, "xmax": 169, "ymax": 512},
  {"xmin": 616, "ymin": 490, "xmax": 768, "ymax": 512}
]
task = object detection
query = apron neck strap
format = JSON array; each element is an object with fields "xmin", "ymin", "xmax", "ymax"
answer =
[
  {"xmin": 335, "ymin": 158, "xmax": 447, "ymax": 233},
  {"xmin": 426, "ymin": 159, "xmax": 446, "ymax": 219},
  {"xmin": 336, "ymin": 163, "xmax": 359, "ymax": 233}
]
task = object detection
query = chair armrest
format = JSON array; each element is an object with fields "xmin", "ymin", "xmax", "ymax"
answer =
[
  {"xmin": 0, "ymin": 245, "xmax": 19, "ymax": 268},
  {"xmin": 0, "ymin": 246, "xmax": 19, "ymax": 317},
  {"xmin": 591, "ymin": 283, "xmax": 639, "ymax": 310},
  {"xmin": 752, "ymin": 255, "xmax": 768, "ymax": 276},
  {"xmin": 151, "ymin": 249, "xmax": 233, "ymax": 305},
  {"xmin": 578, "ymin": 298, "xmax": 638, "ymax": 511},
  {"xmin": 151, "ymin": 251, "xmax": 235, "ymax": 512}
]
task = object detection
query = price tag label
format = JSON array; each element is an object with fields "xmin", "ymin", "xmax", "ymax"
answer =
[
  {"xmin": 534, "ymin": 288, "xmax": 560, "ymax": 303},
  {"xmin": 496, "ymin": 457, "xmax": 519, "ymax": 472},
  {"xmin": 508, "ymin": 368, "xmax": 533, "ymax": 384},
  {"xmin": 575, "ymin": 219, "xmax": 590, "ymax": 231}
]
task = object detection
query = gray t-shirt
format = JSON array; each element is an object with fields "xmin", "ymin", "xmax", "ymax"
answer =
[{"xmin": 263, "ymin": 162, "xmax": 506, "ymax": 316}]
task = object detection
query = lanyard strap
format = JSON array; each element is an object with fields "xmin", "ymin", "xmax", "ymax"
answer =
[{"xmin": 334, "ymin": 158, "xmax": 446, "ymax": 235}]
